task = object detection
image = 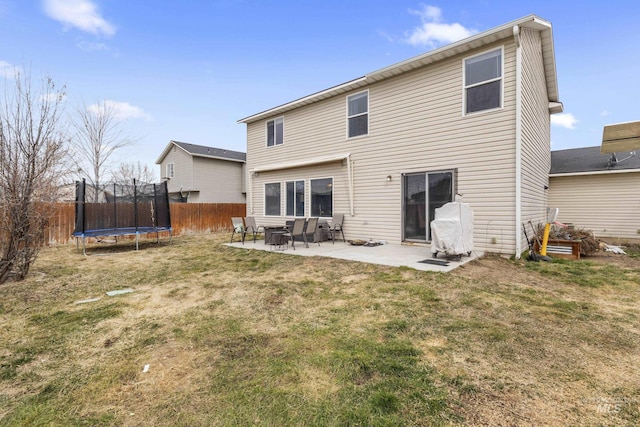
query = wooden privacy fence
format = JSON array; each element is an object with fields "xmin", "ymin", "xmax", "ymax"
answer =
[{"xmin": 45, "ymin": 203, "xmax": 246, "ymax": 245}]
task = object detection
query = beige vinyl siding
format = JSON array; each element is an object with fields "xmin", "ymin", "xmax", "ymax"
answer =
[
  {"xmin": 192, "ymin": 157, "xmax": 246, "ymax": 203},
  {"xmin": 549, "ymin": 172, "xmax": 640, "ymax": 241},
  {"xmin": 161, "ymin": 147, "xmax": 193, "ymax": 194},
  {"xmin": 249, "ymin": 162, "xmax": 348, "ymax": 223},
  {"xmin": 520, "ymin": 28, "xmax": 551, "ymax": 251},
  {"xmin": 246, "ymin": 40, "xmax": 521, "ymax": 254}
]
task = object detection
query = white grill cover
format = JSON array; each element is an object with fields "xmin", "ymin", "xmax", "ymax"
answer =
[{"xmin": 430, "ymin": 201, "xmax": 474, "ymax": 255}]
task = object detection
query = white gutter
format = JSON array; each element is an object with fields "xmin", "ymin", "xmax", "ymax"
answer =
[
  {"xmin": 550, "ymin": 168, "xmax": 640, "ymax": 178},
  {"xmin": 514, "ymin": 25, "xmax": 523, "ymax": 259}
]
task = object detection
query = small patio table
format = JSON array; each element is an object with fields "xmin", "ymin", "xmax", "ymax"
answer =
[{"xmin": 264, "ymin": 226, "xmax": 289, "ymax": 249}]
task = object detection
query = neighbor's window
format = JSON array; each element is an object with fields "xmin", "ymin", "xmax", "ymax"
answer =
[
  {"xmin": 464, "ymin": 48, "xmax": 502, "ymax": 114},
  {"xmin": 267, "ymin": 117, "xmax": 284, "ymax": 147},
  {"xmin": 310, "ymin": 178, "xmax": 333, "ymax": 217},
  {"xmin": 264, "ymin": 182, "xmax": 281, "ymax": 216},
  {"xmin": 166, "ymin": 162, "xmax": 175, "ymax": 179},
  {"xmin": 347, "ymin": 91, "xmax": 368, "ymax": 138},
  {"xmin": 286, "ymin": 180, "xmax": 305, "ymax": 217}
]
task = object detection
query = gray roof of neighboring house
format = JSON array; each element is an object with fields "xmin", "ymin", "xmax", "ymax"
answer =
[
  {"xmin": 156, "ymin": 140, "xmax": 246, "ymax": 164},
  {"xmin": 550, "ymin": 146, "xmax": 640, "ymax": 175}
]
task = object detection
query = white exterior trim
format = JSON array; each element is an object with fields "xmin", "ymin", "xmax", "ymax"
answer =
[
  {"xmin": 462, "ymin": 46, "xmax": 505, "ymax": 116},
  {"xmin": 550, "ymin": 169, "xmax": 640, "ymax": 178},
  {"xmin": 346, "ymin": 90, "xmax": 369, "ymax": 139},
  {"xmin": 266, "ymin": 116, "xmax": 284, "ymax": 148}
]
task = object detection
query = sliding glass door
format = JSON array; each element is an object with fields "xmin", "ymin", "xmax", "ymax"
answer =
[{"xmin": 403, "ymin": 171, "xmax": 454, "ymax": 242}]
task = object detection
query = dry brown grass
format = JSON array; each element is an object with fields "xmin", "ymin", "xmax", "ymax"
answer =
[{"xmin": 1, "ymin": 234, "xmax": 639, "ymax": 426}]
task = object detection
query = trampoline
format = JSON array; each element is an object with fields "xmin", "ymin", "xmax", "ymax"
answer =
[{"xmin": 73, "ymin": 179, "xmax": 172, "ymax": 255}]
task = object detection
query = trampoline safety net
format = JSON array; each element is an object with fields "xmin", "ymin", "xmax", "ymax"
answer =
[{"xmin": 73, "ymin": 179, "xmax": 172, "ymax": 251}]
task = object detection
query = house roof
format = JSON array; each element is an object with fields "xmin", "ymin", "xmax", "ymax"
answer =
[
  {"xmin": 155, "ymin": 140, "xmax": 246, "ymax": 164},
  {"xmin": 238, "ymin": 14, "xmax": 560, "ymax": 124},
  {"xmin": 550, "ymin": 146, "xmax": 640, "ymax": 176}
]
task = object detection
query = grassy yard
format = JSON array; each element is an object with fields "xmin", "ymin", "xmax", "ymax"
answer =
[{"xmin": 1, "ymin": 234, "xmax": 639, "ymax": 426}]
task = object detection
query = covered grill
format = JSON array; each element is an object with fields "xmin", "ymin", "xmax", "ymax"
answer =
[{"xmin": 430, "ymin": 200, "xmax": 474, "ymax": 259}]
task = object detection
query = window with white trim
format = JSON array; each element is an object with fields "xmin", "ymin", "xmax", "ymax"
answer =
[
  {"xmin": 464, "ymin": 48, "xmax": 502, "ymax": 114},
  {"xmin": 347, "ymin": 91, "xmax": 368, "ymax": 138},
  {"xmin": 286, "ymin": 180, "xmax": 305, "ymax": 217},
  {"xmin": 266, "ymin": 117, "xmax": 284, "ymax": 147},
  {"xmin": 264, "ymin": 182, "xmax": 281, "ymax": 216},
  {"xmin": 166, "ymin": 162, "xmax": 174, "ymax": 179},
  {"xmin": 310, "ymin": 178, "xmax": 333, "ymax": 217}
]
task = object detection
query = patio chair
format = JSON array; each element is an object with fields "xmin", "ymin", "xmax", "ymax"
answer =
[
  {"xmin": 304, "ymin": 217, "xmax": 321, "ymax": 248},
  {"xmin": 243, "ymin": 216, "xmax": 264, "ymax": 243},
  {"xmin": 283, "ymin": 218, "xmax": 306, "ymax": 250},
  {"xmin": 328, "ymin": 213, "xmax": 345, "ymax": 244},
  {"xmin": 230, "ymin": 217, "xmax": 246, "ymax": 244}
]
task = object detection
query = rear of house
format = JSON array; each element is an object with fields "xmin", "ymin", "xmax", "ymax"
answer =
[{"xmin": 239, "ymin": 15, "xmax": 562, "ymax": 256}]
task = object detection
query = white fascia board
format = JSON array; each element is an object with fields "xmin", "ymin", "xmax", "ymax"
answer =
[
  {"xmin": 550, "ymin": 169, "xmax": 640, "ymax": 177},
  {"xmin": 237, "ymin": 78, "xmax": 366, "ymax": 124},
  {"xmin": 250, "ymin": 153, "xmax": 350, "ymax": 173}
]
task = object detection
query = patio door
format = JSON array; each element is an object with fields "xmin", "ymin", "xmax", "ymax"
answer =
[{"xmin": 402, "ymin": 170, "xmax": 454, "ymax": 242}]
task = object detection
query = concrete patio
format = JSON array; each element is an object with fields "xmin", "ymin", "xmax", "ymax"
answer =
[{"xmin": 227, "ymin": 239, "xmax": 482, "ymax": 272}]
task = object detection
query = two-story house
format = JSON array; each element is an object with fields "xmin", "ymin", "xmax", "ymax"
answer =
[
  {"xmin": 156, "ymin": 140, "xmax": 246, "ymax": 203},
  {"xmin": 238, "ymin": 15, "xmax": 563, "ymax": 256}
]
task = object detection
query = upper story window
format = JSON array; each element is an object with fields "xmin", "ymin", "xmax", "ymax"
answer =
[
  {"xmin": 286, "ymin": 180, "xmax": 305, "ymax": 217},
  {"xmin": 267, "ymin": 117, "xmax": 284, "ymax": 147},
  {"xmin": 166, "ymin": 162, "xmax": 175, "ymax": 179},
  {"xmin": 464, "ymin": 48, "xmax": 502, "ymax": 114},
  {"xmin": 347, "ymin": 91, "xmax": 368, "ymax": 138}
]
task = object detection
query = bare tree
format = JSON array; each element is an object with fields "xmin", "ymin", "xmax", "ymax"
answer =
[
  {"xmin": 71, "ymin": 100, "xmax": 135, "ymax": 201},
  {"xmin": 0, "ymin": 72, "xmax": 68, "ymax": 284},
  {"xmin": 111, "ymin": 160, "xmax": 156, "ymax": 184}
]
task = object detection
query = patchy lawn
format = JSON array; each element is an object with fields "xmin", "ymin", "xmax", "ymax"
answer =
[{"xmin": 1, "ymin": 234, "xmax": 639, "ymax": 426}]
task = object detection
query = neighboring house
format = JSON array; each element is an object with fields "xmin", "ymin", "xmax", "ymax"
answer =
[
  {"xmin": 238, "ymin": 15, "xmax": 563, "ymax": 256},
  {"xmin": 155, "ymin": 140, "xmax": 246, "ymax": 203},
  {"xmin": 549, "ymin": 146, "xmax": 640, "ymax": 242}
]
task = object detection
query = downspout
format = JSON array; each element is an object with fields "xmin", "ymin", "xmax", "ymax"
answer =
[
  {"xmin": 347, "ymin": 154, "xmax": 354, "ymax": 216},
  {"xmin": 513, "ymin": 25, "xmax": 523, "ymax": 258},
  {"xmin": 248, "ymin": 171, "xmax": 254, "ymax": 214}
]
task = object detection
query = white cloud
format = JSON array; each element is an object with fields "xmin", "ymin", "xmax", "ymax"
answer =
[
  {"xmin": 600, "ymin": 110, "xmax": 612, "ymax": 116},
  {"xmin": 551, "ymin": 113, "xmax": 579, "ymax": 129},
  {"xmin": 405, "ymin": 4, "xmax": 476, "ymax": 47},
  {"xmin": 0, "ymin": 60, "xmax": 21, "ymax": 79},
  {"xmin": 88, "ymin": 100, "xmax": 152, "ymax": 121},
  {"xmin": 43, "ymin": 0, "xmax": 116, "ymax": 37}
]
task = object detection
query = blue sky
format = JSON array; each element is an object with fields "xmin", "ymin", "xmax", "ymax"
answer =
[{"xmin": 1, "ymin": 0, "xmax": 639, "ymax": 177}]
